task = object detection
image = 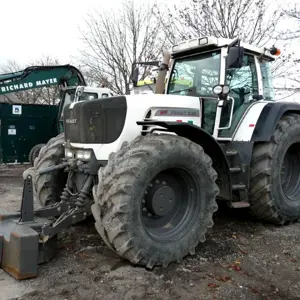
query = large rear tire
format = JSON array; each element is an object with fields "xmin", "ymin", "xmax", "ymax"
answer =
[
  {"xmin": 92, "ymin": 134, "xmax": 219, "ymax": 268},
  {"xmin": 34, "ymin": 133, "xmax": 67, "ymax": 207},
  {"xmin": 249, "ymin": 113, "xmax": 300, "ymax": 224}
]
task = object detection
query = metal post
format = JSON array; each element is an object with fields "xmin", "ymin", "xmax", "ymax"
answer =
[{"xmin": 19, "ymin": 175, "xmax": 35, "ymax": 223}]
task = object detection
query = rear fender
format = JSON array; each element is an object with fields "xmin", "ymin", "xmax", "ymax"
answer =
[
  {"xmin": 137, "ymin": 121, "xmax": 232, "ymax": 201},
  {"xmin": 251, "ymin": 102, "xmax": 300, "ymax": 141}
]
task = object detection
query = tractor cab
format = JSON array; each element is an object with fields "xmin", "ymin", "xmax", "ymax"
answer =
[{"xmin": 162, "ymin": 37, "xmax": 279, "ymax": 138}]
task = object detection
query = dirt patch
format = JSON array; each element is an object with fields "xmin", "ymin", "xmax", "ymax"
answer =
[
  {"xmin": 0, "ymin": 164, "xmax": 28, "ymax": 213},
  {"xmin": 1, "ymin": 165, "xmax": 300, "ymax": 300}
]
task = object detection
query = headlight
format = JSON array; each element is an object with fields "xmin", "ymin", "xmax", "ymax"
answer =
[
  {"xmin": 65, "ymin": 148, "xmax": 74, "ymax": 158},
  {"xmin": 76, "ymin": 150, "xmax": 92, "ymax": 161}
]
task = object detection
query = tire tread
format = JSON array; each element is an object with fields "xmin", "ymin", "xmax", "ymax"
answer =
[
  {"xmin": 34, "ymin": 133, "xmax": 65, "ymax": 206},
  {"xmin": 249, "ymin": 113, "xmax": 300, "ymax": 224},
  {"xmin": 92, "ymin": 134, "xmax": 219, "ymax": 268}
]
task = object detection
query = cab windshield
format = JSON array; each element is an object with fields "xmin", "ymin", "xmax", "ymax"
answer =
[{"xmin": 167, "ymin": 51, "xmax": 221, "ymax": 97}]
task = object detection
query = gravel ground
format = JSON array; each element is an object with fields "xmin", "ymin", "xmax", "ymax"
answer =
[{"xmin": 1, "ymin": 165, "xmax": 300, "ymax": 300}]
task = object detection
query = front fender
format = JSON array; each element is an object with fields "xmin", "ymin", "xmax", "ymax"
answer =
[{"xmin": 137, "ymin": 121, "xmax": 231, "ymax": 201}]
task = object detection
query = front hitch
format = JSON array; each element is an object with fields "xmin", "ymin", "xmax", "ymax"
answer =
[
  {"xmin": 0, "ymin": 172, "xmax": 55, "ymax": 280},
  {"xmin": 36, "ymin": 161, "xmax": 70, "ymax": 175},
  {"xmin": 0, "ymin": 166, "xmax": 94, "ymax": 280}
]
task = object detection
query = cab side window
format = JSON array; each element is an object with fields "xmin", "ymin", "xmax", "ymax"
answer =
[
  {"xmin": 226, "ymin": 54, "xmax": 259, "ymax": 105},
  {"xmin": 260, "ymin": 61, "xmax": 275, "ymax": 100}
]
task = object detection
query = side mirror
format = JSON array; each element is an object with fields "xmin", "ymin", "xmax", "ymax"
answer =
[
  {"xmin": 131, "ymin": 67, "xmax": 139, "ymax": 87},
  {"xmin": 227, "ymin": 46, "xmax": 244, "ymax": 69},
  {"xmin": 74, "ymin": 86, "xmax": 85, "ymax": 102}
]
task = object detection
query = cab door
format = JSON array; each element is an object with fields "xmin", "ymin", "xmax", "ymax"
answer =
[{"xmin": 217, "ymin": 53, "xmax": 260, "ymax": 139}]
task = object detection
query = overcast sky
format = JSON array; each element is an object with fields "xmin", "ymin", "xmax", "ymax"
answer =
[
  {"xmin": 0, "ymin": 0, "xmax": 170, "ymax": 66},
  {"xmin": 0, "ymin": 0, "xmax": 298, "ymax": 66},
  {"xmin": 1, "ymin": 0, "xmax": 299, "ymax": 100}
]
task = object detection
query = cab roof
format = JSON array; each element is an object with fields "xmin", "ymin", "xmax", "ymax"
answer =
[{"xmin": 171, "ymin": 36, "xmax": 276, "ymax": 61}]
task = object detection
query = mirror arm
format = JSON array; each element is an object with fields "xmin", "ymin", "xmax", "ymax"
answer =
[
  {"xmin": 219, "ymin": 94, "xmax": 228, "ymax": 106},
  {"xmin": 228, "ymin": 38, "xmax": 240, "ymax": 49}
]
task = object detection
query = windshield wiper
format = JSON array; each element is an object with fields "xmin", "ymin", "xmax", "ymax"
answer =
[{"xmin": 169, "ymin": 87, "xmax": 193, "ymax": 94}]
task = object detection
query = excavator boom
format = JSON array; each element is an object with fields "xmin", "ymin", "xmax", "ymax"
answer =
[{"xmin": 0, "ymin": 65, "xmax": 86, "ymax": 94}]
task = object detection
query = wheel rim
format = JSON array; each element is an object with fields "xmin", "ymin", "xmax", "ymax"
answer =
[
  {"xmin": 141, "ymin": 168, "xmax": 199, "ymax": 242},
  {"xmin": 281, "ymin": 142, "xmax": 300, "ymax": 201}
]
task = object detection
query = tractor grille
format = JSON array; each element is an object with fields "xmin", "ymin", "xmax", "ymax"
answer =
[{"xmin": 63, "ymin": 96, "xmax": 127, "ymax": 144}]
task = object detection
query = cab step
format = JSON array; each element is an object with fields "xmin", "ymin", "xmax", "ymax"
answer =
[
  {"xmin": 226, "ymin": 150, "xmax": 238, "ymax": 157},
  {"xmin": 230, "ymin": 167, "xmax": 241, "ymax": 173},
  {"xmin": 231, "ymin": 202, "xmax": 250, "ymax": 208},
  {"xmin": 232, "ymin": 184, "xmax": 246, "ymax": 190}
]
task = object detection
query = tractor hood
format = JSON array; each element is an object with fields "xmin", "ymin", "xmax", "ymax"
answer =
[{"xmin": 63, "ymin": 94, "xmax": 202, "ymax": 151}]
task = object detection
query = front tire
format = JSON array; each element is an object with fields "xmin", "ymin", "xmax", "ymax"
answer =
[
  {"xmin": 29, "ymin": 143, "xmax": 45, "ymax": 165},
  {"xmin": 249, "ymin": 113, "xmax": 300, "ymax": 224},
  {"xmin": 92, "ymin": 134, "xmax": 219, "ymax": 268},
  {"xmin": 34, "ymin": 133, "xmax": 67, "ymax": 207}
]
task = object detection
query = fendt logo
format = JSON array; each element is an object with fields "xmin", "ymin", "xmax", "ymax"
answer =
[{"xmin": 65, "ymin": 119, "xmax": 77, "ymax": 124}]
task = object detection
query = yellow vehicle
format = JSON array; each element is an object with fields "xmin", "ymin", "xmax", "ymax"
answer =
[
  {"xmin": 131, "ymin": 78, "xmax": 156, "ymax": 94},
  {"xmin": 132, "ymin": 77, "xmax": 193, "ymax": 94}
]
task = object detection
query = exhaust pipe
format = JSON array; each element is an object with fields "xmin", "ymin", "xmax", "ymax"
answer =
[{"xmin": 155, "ymin": 48, "xmax": 171, "ymax": 94}]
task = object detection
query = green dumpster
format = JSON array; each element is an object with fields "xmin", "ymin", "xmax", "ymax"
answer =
[{"xmin": 0, "ymin": 103, "xmax": 58, "ymax": 163}]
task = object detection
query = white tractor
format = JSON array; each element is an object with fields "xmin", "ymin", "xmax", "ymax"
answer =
[{"xmin": 1, "ymin": 36, "xmax": 299, "ymax": 279}]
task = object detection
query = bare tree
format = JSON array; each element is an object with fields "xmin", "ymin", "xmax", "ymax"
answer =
[
  {"xmin": 271, "ymin": 4, "xmax": 300, "ymax": 98},
  {"xmin": 154, "ymin": 0, "xmax": 300, "ymax": 97},
  {"xmin": 280, "ymin": 4, "xmax": 300, "ymax": 39},
  {"xmin": 155, "ymin": 0, "xmax": 284, "ymax": 47},
  {"xmin": 0, "ymin": 56, "xmax": 60, "ymax": 105},
  {"xmin": 78, "ymin": 0, "xmax": 166, "ymax": 95},
  {"xmin": 286, "ymin": 5, "xmax": 300, "ymax": 21}
]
